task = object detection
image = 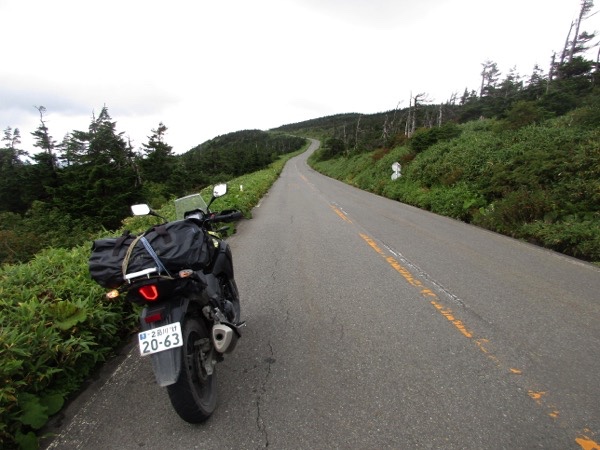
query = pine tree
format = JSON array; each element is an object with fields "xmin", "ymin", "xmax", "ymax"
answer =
[
  {"xmin": 0, "ymin": 128, "xmax": 28, "ymax": 213},
  {"xmin": 140, "ymin": 122, "xmax": 176, "ymax": 183},
  {"xmin": 480, "ymin": 60, "xmax": 501, "ymax": 97},
  {"xmin": 31, "ymin": 106, "xmax": 57, "ymax": 166},
  {"xmin": 51, "ymin": 106, "xmax": 143, "ymax": 229}
]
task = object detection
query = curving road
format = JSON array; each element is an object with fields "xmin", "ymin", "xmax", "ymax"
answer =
[{"xmin": 45, "ymin": 139, "xmax": 600, "ymax": 449}]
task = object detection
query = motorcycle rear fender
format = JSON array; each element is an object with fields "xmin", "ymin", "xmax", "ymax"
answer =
[{"xmin": 140, "ymin": 298, "xmax": 189, "ymax": 387}]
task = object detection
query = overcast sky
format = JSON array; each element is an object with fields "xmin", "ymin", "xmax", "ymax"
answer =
[{"xmin": 1, "ymin": 0, "xmax": 598, "ymax": 154}]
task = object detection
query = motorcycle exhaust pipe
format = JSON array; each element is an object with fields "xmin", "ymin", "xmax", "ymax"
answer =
[{"xmin": 212, "ymin": 324, "xmax": 239, "ymax": 353}]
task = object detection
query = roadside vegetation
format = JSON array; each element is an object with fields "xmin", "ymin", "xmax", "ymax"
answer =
[{"xmin": 308, "ymin": 112, "xmax": 600, "ymax": 263}]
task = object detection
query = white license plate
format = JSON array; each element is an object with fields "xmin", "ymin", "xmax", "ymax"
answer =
[{"xmin": 138, "ymin": 322, "xmax": 183, "ymax": 356}]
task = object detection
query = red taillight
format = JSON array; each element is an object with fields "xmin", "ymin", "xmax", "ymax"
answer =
[{"xmin": 138, "ymin": 284, "xmax": 159, "ymax": 301}]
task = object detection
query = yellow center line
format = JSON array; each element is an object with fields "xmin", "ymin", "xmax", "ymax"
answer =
[
  {"xmin": 360, "ymin": 233, "xmax": 472, "ymax": 337},
  {"xmin": 330, "ymin": 205, "xmax": 352, "ymax": 223},
  {"xmin": 356, "ymin": 231, "xmax": 598, "ymax": 449},
  {"xmin": 578, "ymin": 436, "xmax": 600, "ymax": 450}
]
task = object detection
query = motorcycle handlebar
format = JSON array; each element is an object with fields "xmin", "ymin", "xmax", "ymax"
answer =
[{"xmin": 210, "ymin": 210, "xmax": 243, "ymax": 223}]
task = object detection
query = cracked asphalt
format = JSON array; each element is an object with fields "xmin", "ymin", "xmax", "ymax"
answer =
[{"xmin": 42, "ymin": 140, "xmax": 600, "ymax": 449}]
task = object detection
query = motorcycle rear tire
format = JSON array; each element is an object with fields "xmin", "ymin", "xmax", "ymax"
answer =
[{"xmin": 167, "ymin": 317, "xmax": 217, "ymax": 423}]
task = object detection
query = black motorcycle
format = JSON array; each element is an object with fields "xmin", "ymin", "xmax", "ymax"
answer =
[{"xmin": 89, "ymin": 183, "xmax": 244, "ymax": 422}]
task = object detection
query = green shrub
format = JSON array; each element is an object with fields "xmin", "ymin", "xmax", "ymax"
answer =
[
  {"xmin": 520, "ymin": 218, "xmax": 600, "ymax": 260},
  {"xmin": 498, "ymin": 100, "xmax": 551, "ymax": 130},
  {"xmin": 0, "ymin": 204, "xmax": 94, "ymax": 266},
  {"xmin": 317, "ymin": 137, "xmax": 346, "ymax": 161},
  {"xmin": 0, "ymin": 228, "xmax": 40, "ymax": 266},
  {"xmin": 569, "ymin": 91, "xmax": 600, "ymax": 128},
  {"xmin": 539, "ymin": 90, "xmax": 579, "ymax": 116},
  {"xmin": 407, "ymin": 124, "xmax": 506, "ymax": 189},
  {"xmin": 0, "ymin": 246, "xmax": 137, "ymax": 450},
  {"xmin": 385, "ymin": 179, "xmax": 434, "ymax": 210},
  {"xmin": 409, "ymin": 122, "xmax": 462, "ymax": 153},
  {"xmin": 472, "ymin": 189, "xmax": 556, "ymax": 234},
  {"xmin": 427, "ymin": 183, "xmax": 487, "ymax": 221}
]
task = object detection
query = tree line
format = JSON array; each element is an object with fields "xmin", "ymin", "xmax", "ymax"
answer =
[{"xmin": 0, "ymin": 108, "xmax": 305, "ymax": 265}]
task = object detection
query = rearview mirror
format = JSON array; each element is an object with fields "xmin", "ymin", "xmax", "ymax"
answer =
[
  {"xmin": 131, "ymin": 204, "xmax": 151, "ymax": 216},
  {"xmin": 213, "ymin": 183, "xmax": 227, "ymax": 198}
]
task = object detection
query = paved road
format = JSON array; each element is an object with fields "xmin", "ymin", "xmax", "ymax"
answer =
[{"xmin": 44, "ymin": 139, "xmax": 600, "ymax": 449}]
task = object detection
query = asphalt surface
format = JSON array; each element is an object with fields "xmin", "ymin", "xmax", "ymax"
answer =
[{"xmin": 43, "ymin": 139, "xmax": 600, "ymax": 449}]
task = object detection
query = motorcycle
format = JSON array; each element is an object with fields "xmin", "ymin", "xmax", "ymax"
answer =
[{"xmin": 89, "ymin": 183, "xmax": 244, "ymax": 423}]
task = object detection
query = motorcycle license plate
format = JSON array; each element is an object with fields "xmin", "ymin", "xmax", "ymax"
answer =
[{"xmin": 138, "ymin": 322, "xmax": 183, "ymax": 356}]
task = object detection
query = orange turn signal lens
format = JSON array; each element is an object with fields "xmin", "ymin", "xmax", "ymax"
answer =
[{"xmin": 106, "ymin": 289, "xmax": 120, "ymax": 299}]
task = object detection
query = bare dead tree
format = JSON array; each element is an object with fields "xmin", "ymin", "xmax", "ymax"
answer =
[
  {"xmin": 548, "ymin": 52, "xmax": 557, "ymax": 90},
  {"xmin": 560, "ymin": 21, "xmax": 575, "ymax": 66},
  {"xmin": 405, "ymin": 92, "xmax": 412, "ymax": 137},
  {"xmin": 595, "ymin": 45, "xmax": 600, "ymax": 87},
  {"xmin": 480, "ymin": 60, "xmax": 501, "ymax": 97},
  {"xmin": 553, "ymin": 0, "xmax": 596, "ymax": 84},
  {"xmin": 353, "ymin": 116, "xmax": 362, "ymax": 153},
  {"xmin": 436, "ymin": 93, "xmax": 457, "ymax": 128},
  {"xmin": 424, "ymin": 109, "xmax": 434, "ymax": 128},
  {"xmin": 448, "ymin": 92, "xmax": 458, "ymax": 105},
  {"xmin": 391, "ymin": 99, "xmax": 403, "ymax": 121},
  {"xmin": 382, "ymin": 114, "xmax": 390, "ymax": 143},
  {"xmin": 569, "ymin": 0, "xmax": 595, "ymax": 62},
  {"xmin": 405, "ymin": 92, "xmax": 430, "ymax": 137},
  {"xmin": 382, "ymin": 100, "xmax": 403, "ymax": 143}
]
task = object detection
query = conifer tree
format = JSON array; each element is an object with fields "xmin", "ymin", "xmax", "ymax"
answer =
[
  {"xmin": 51, "ymin": 106, "xmax": 143, "ymax": 229},
  {"xmin": 140, "ymin": 122, "xmax": 176, "ymax": 183},
  {"xmin": 0, "ymin": 127, "xmax": 28, "ymax": 213}
]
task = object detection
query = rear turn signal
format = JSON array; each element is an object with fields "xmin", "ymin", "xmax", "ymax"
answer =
[
  {"xmin": 106, "ymin": 289, "xmax": 120, "ymax": 300},
  {"xmin": 138, "ymin": 285, "xmax": 159, "ymax": 301},
  {"xmin": 179, "ymin": 269, "xmax": 194, "ymax": 278}
]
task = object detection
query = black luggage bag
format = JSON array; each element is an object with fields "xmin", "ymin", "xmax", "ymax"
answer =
[{"xmin": 89, "ymin": 220, "xmax": 211, "ymax": 289}]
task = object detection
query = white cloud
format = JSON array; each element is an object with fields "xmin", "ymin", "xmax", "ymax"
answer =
[{"xmin": 1, "ymin": 0, "xmax": 597, "ymax": 153}]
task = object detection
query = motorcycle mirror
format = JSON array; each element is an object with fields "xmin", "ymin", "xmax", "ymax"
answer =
[
  {"xmin": 131, "ymin": 204, "xmax": 151, "ymax": 216},
  {"xmin": 213, "ymin": 183, "xmax": 227, "ymax": 198}
]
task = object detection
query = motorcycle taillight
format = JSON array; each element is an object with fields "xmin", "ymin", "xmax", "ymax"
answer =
[{"xmin": 138, "ymin": 284, "xmax": 159, "ymax": 301}]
